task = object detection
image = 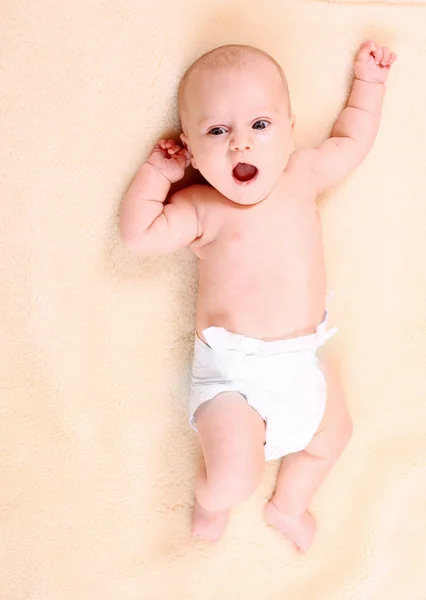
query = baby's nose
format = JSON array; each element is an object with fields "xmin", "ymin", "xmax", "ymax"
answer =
[{"xmin": 229, "ymin": 132, "xmax": 253, "ymax": 151}]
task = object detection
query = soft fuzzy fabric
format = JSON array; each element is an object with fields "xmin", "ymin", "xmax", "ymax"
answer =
[{"xmin": 1, "ymin": 0, "xmax": 425, "ymax": 598}]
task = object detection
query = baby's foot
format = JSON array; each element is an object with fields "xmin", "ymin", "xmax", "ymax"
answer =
[
  {"xmin": 191, "ymin": 499, "xmax": 229, "ymax": 543},
  {"xmin": 264, "ymin": 501, "xmax": 316, "ymax": 553}
]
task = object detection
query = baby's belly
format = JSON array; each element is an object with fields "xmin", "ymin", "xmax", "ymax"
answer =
[{"xmin": 196, "ymin": 261, "xmax": 327, "ymax": 341}]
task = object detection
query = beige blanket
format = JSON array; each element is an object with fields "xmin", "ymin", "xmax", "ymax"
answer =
[{"xmin": 1, "ymin": 0, "xmax": 425, "ymax": 598}]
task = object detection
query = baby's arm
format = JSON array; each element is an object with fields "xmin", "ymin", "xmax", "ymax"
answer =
[
  {"xmin": 119, "ymin": 139, "xmax": 201, "ymax": 256},
  {"xmin": 311, "ymin": 41, "xmax": 397, "ymax": 194}
]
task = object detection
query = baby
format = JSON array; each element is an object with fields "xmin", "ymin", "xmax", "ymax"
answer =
[{"xmin": 120, "ymin": 41, "xmax": 396, "ymax": 551}]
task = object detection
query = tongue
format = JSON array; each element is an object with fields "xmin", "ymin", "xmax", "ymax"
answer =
[{"xmin": 233, "ymin": 163, "xmax": 257, "ymax": 182}]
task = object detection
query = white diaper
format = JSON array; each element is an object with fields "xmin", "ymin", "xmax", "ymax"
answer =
[{"xmin": 189, "ymin": 313, "xmax": 338, "ymax": 461}]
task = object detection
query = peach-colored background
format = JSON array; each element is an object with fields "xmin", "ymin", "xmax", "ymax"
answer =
[{"xmin": 1, "ymin": 0, "xmax": 425, "ymax": 598}]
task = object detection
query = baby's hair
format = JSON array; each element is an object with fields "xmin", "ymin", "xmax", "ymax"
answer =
[{"xmin": 178, "ymin": 44, "xmax": 290, "ymax": 116}]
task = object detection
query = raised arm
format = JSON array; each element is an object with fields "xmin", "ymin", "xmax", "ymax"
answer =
[
  {"xmin": 119, "ymin": 139, "xmax": 201, "ymax": 256},
  {"xmin": 311, "ymin": 41, "xmax": 397, "ymax": 194}
]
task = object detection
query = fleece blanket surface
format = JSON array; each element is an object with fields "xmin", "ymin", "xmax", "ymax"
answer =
[{"xmin": 1, "ymin": 0, "xmax": 425, "ymax": 598}]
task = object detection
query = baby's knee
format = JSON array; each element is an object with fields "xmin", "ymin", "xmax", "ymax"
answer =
[
  {"xmin": 312, "ymin": 411, "xmax": 353, "ymax": 463},
  {"xmin": 328, "ymin": 412, "xmax": 353, "ymax": 459},
  {"xmin": 198, "ymin": 467, "xmax": 262, "ymax": 512},
  {"xmin": 339, "ymin": 410, "xmax": 353, "ymax": 447}
]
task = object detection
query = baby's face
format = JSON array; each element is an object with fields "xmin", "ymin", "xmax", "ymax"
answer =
[{"xmin": 180, "ymin": 57, "xmax": 294, "ymax": 205}]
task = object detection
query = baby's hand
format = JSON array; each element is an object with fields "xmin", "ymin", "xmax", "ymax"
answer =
[
  {"xmin": 354, "ymin": 41, "xmax": 397, "ymax": 84},
  {"xmin": 147, "ymin": 139, "xmax": 191, "ymax": 183}
]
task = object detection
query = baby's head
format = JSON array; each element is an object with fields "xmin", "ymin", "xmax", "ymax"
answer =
[{"xmin": 179, "ymin": 45, "xmax": 295, "ymax": 205}]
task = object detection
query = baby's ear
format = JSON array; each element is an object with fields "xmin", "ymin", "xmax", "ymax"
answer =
[{"xmin": 180, "ymin": 133, "xmax": 197, "ymax": 169}]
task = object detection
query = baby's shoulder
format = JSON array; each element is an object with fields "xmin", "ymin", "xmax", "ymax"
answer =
[
  {"xmin": 286, "ymin": 148, "xmax": 317, "ymax": 175},
  {"xmin": 284, "ymin": 149, "xmax": 319, "ymax": 197},
  {"xmin": 177, "ymin": 183, "xmax": 229, "ymax": 215}
]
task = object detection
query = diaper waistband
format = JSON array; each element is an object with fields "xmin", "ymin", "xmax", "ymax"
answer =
[{"xmin": 201, "ymin": 312, "xmax": 338, "ymax": 355}]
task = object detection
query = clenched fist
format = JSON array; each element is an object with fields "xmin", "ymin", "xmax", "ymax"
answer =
[
  {"xmin": 147, "ymin": 139, "xmax": 191, "ymax": 183},
  {"xmin": 354, "ymin": 40, "xmax": 397, "ymax": 84}
]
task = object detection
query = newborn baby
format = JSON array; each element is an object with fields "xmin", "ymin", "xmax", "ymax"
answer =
[{"xmin": 120, "ymin": 42, "xmax": 396, "ymax": 551}]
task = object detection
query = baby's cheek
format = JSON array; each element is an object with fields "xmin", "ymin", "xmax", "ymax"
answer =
[
  {"xmin": 199, "ymin": 156, "xmax": 219, "ymax": 177},
  {"xmin": 201, "ymin": 163, "xmax": 229, "ymax": 192}
]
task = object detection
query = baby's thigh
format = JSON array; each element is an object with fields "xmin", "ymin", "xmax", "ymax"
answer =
[
  {"xmin": 306, "ymin": 359, "xmax": 353, "ymax": 459},
  {"xmin": 195, "ymin": 392, "xmax": 266, "ymax": 488}
]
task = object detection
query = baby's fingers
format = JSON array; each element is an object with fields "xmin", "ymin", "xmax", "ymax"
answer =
[
  {"xmin": 357, "ymin": 40, "xmax": 376, "ymax": 62},
  {"xmin": 172, "ymin": 148, "xmax": 188, "ymax": 159},
  {"xmin": 380, "ymin": 47, "xmax": 391, "ymax": 66},
  {"xmin": 373, "ymin": 46, "xmax": 384, "ymax": 65},
  {"xmin": 389, "ymin": 52, "xmax": 397, "ymax": 66},
  {"xmin": 167, "ymin": 144, "xmax": 182, "ymax": 155},
  {"xmin": 157, "ymin": 139, "xmax": 176, "ymax": 150},
  {"xmin": 173, "ymin": 148, "xmax": 190, "ymax": 165}
]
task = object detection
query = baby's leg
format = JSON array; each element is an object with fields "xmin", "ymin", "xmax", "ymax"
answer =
[
  {"xmin": 265, "ymin": 359, "xmax": 353, "ymax": 552},
  {"xmin": 192, "ymin": 392, "xmax": 265, "ymax": 542}
]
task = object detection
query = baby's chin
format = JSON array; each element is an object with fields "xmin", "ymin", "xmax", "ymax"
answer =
[
  {"xmin": 227, "ymin": 193, "xmax": 269, "ymax": 206},
  {"xmin": 214, "ymin": 182, "xmax": 270, "ymax": 205},
  {"xmin": 204, "ymin": 172, "xmax": 275, "ymax": 205}
]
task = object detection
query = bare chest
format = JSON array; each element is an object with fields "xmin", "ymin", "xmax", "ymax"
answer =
[{"xmin": 199, "ymin": 193, "xmax": 322, "ymax": 268}]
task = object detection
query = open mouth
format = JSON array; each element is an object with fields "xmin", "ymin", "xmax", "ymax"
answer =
[{"xmin": 232, "ymin": 162, "xmax": 258, "ymax": 184}]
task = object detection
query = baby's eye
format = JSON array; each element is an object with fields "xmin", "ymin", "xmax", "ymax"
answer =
[
  {"xmin": 208, "ymin": 127, "xmax": 227, "ymax": 136},
  {"xmin": 252, "ymin": 120, "xmax": 270, "ymax": 130}
]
